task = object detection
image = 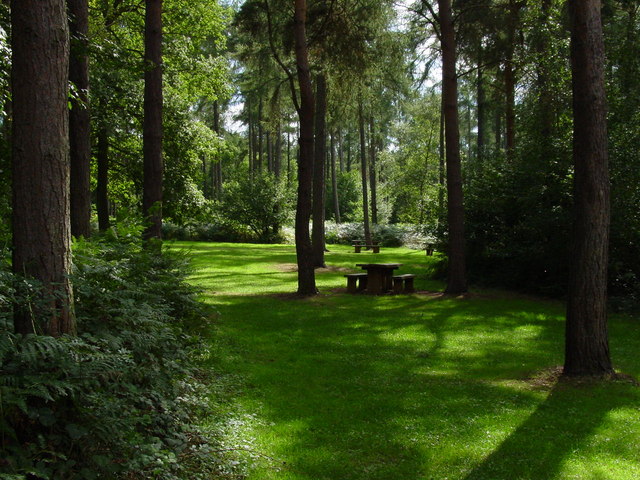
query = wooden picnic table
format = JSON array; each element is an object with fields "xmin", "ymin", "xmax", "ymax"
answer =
[{"xmin": 355, "ymin": 263, "xmax": 402, "ymax": 294}]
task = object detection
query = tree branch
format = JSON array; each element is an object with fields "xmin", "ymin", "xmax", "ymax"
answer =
[{"xmin": 264, "ymin": 0, "xmax": 301, "ymax": 114}]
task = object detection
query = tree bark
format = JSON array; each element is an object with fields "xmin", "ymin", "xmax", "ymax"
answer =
[
  {"xmin": 564, "ymin": 0, "xmax": 614, "ymax": 377},
  {"xmin": 11, "ymin": 0, "xmax": 75, "ymax": 335},
  {"xmin": 312, "ymin": 74, "xmax": 327, "ymax": 267},
  {"xmin": 142, "ymin": 0, "xmax": 163, "ymax": 240},
  {"xmin": 358, "ymin": 100, "xmax": 372, "ymax": 245},
  {"xmin": 438, "ymin": 0, "xmax": 468, "ymax": 294},
  {"xmin": 275, "ymin": 123, "xmax": 282, "ymax": 179},
  {"xmin": 477, "ymin": 45, "xmax": 486, "ymax": 164},
  {"xmin": 293, "ymin": 0, "xmax": 316, "ymax": 294},
  {"xmin": 69, "ymin": 0, "xmax": 91, "ymax": 238},
  {"xmin": 331, "ymin": 131, "xmax": 341, "ymax": 223},
  {"xmin": 369, "ymin": 116, "xmax": 378, "ymax": 225}
]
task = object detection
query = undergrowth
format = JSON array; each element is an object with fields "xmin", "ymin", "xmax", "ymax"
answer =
[{"xmin": 0, "ymin": 235, "xmax": 240, "ymax": 479}]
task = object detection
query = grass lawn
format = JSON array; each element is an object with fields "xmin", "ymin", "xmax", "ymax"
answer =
[{"xmin": 171, "ymin": 241, "xmax": 640, "ymax": 480}]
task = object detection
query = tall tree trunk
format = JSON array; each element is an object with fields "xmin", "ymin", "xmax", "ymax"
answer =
[
  {"xmin": 337, "ymin": 128, "xmax": 344, "ymax": 172},
  {"xmin": 564, "ymin": 0, "xmax": 613, "ymax": 377},
  {"xmin": 438, "ymin": 95, "xmax": 445, "ymax": 219},
  {"xmin": 438, "ymin": 0, "xmax": 468, "ymax": 294},
  {"xmin": 275, "ymin": 123, "xmax": 282, "ymax": 179},
  {"xmin": 331, "ymin": 131, "xmax": 341, "ymax": 223},
  {"xmin": 286, "ymin": 130, "xmax": 291, "ymax": 187},
  {"xmin": 312, "ymin": 74, "xmax": 327, "ymax": 267},
  {"xmin": 248, "ymin": 99, "xmax": 254, "ymax": 173},
  {"xmin": 69, "ymin": 0, "xmax": 91, "ymax": 238},
  {"xmin": 369, "ymin": 116, "xmax": 378, "ymax": 225},
  {"xmin": 142, "ymin": 0, "xmax": 163, "ymax": 240},
  {"xmin": 477, "ymin": 46, "xmax": 486, "ymax": 164},
  {"xmin": 11, "ymin": 0, "xmax": 75, "ymax": 335},
  {"xmin": 504, "ymin": 62, "xmax": 516, "ymax": 160},
  {"xmin": 293, "ymin": 0, "xmax": 316, "ymax": 294},
  {"xmin": 358, "ymin": 100, "xmax": 372, "ymax": 245},
  {"xmin": 257, "ymin": 99, "xmax": 263, "ymax": 172},
  {"xmin": 96, "ymin": 120, "xmax": 110, "ymax": 231},
  {"xmin": 504, "ymin": 0, "xmax": 520, "ymax": 161}
]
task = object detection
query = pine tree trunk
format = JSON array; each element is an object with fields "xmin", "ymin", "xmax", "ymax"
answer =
[
  {"xmin": 11, "ymin": 0, "xmax": 75, "ymax": 335},
  {"xmin": 439, "ymin": 0, "xmax": 468, "ymax": 294},
  {"xmin": 142, "ymin": 0, "xmax": 163, "ymax": 241},
  {"xmin": 293, "ymin": 0, "xmax": 316, "ymax": 295},
  {"xmin": 69, "ymin": 0, "xmax": 91, "ymax": 238},
  {"xmin": 275, "ymin": 124, "xmax": 282, "ymax": 179},
  {"xmin": 312, "ymin": 74, "xmax": 327, "ymax": 267},
  {"xmin": 258, "ymin": 99, "xmax": 263, "ymax": 172},
  {"xmin": 358, "ymin": 101, "xmax": 372, "ymax": 245},
  {"xmin": 564, "ymin": 0, "xmax": 614, "ymax": 377},
  {"xmin": 369, "ymin": 116, "xmax": 378, "ymax": 225},
  {"xmin": 477, "ymin": 48, "xmax": 486, "ymax": 164},
  {"xmin": 331, "ymin": 131, "xmax": 341, "ymax": 223}
]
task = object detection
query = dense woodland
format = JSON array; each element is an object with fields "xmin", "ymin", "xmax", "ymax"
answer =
[{"xmin": 0, "ymin": 0, "xmax": 638, "ymax": 477}]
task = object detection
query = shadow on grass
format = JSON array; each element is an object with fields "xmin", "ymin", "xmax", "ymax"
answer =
[
  {"xmin": 207, "ymin": 294, "xmax": 577, "ymax": 479},
  {"xmin": 463, "ymin": 378, "xmax": 635, "ymax": 480}
]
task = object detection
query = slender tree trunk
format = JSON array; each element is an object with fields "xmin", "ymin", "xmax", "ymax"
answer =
[
  {"xmin": 275, "ymin": 124, "xmax": 282, "ymax": 179},
  {"xmin": 69, "ymin": 0, "xmax": 91, "ymax": 238},
  {"xmin": 331, "ymin": 131, "xmax": 341, "ymax": 223},
  {"xmin": 369, "ymin": 116, "xmax": 378, "ymax": 225},
  {"xmin": 11, "ymin": 0, "xmax": 75, "ymax": 335},
  {"xmin": 564, "ymin": 0, "xmax": 614, "ymax": 377},
  {"xmin": 438, "ymin": 0, "xmax": 467, "ymax": 293},
  {"xmin": 96, "ymin": 120, "xmax": 110, "ymax": 231},
  {"xmin": 312, "ymin": 74, "xmax": 327, "ymax": 267},
  {"xmin": 142, "ymin": 0, "xmax": 163, "ymax": 241},
  {"xmin": 248, "ymin": 99, "xmax": 254, "ymax": 173},
  {"xmin": 257, "ymin": 99, "xmax": 263, "ymax": 172},
  {"xmin": 286, "ymin": 130, "xmax": 291, "ymax": 187},
  {"xmin": 438, "ymin": 92, "xmax": 446, "ymax": 223},
  {"xmin": 358, "ymin": 100, "xmax": 372, "ymax": 245},
  {"xmin": 337, "ymin": 128, "xmax": 344, "ymax": 172},
  {"xmin": 477, "ymin": 46, "xmax": 486, "ymax": 164},
  {"xmin": 504, "ymin": 63, "xmax": 516, "ymax": 160},
  {"xmin": 293, "ymin": 0, "xmax": 316, "ymax": 294}
]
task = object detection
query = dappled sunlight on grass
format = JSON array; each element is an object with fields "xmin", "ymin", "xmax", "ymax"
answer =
[{"xmin": 175, "ymin": 241, "xmax": 640, "ymax": 480}]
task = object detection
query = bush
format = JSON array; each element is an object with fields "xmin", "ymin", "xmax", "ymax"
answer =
[
  {"xmin": 0, "ymin": 237, "xmax": 237, "ymax": 479},
  {"xmin": 324, "ymin": 222, "xmax": 433, "ymax": 249}
]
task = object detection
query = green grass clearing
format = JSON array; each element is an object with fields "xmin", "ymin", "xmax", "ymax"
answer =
[{"xmin": 171, "ymin": 241, "xmax": 640, "ymax": 480}]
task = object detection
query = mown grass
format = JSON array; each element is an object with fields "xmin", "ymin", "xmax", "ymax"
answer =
[{"xmin": 171, "ymin": 241, "xmax": 640, "ymax": 480}]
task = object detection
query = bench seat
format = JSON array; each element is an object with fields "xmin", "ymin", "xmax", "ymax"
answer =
[
  {"xmin": 344, "ymin": 273, "xmax": 368, "ymax": 293},
  {"xmin": 392, "ymin": 274, "xmax": 416, "ymax": 294}
]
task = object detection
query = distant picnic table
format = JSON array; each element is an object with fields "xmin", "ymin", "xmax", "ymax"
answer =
[{"xmin": 352, "ymin": 240, "xmax": 380, "ymax": 253}]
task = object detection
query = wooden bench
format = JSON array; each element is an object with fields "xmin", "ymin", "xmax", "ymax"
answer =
[
  {"xmin": 344, "ymin": 273, "xmax": 368, "ymax": 293},
  {"xmin": 353, "ymin": 243, "xmax": 380, "ymax": 253},
  {"xmin": 392, "ymin": 274, "xmax": 416, "ymax": 294}
]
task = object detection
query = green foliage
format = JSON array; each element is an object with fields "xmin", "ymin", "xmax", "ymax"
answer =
[
  {"xmin": 324, "ymin": 222, "xmax": 432, "ymax": 249},
  {"xmin": 218, "ymin": 172, "xmax": 293, "ymax": 243},
  {"xmin": 0, "ymin": 238, "xmax": 234, "ymax": 479},
  {"xmin": 324, "ymin": 170, "xmax": 361, "ymax": 223}
]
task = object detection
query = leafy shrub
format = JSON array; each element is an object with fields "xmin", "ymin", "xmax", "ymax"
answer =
[
  {"xmin": 0, "ymin": 238, "xmax": 237, "ymax": 479},
  {"xmin": 324, "ymin": 222, "xmax": 433, "ymax": 249}
]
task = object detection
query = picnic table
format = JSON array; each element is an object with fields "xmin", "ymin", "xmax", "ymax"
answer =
[
  {"xmin": 352, "ymin": 240, "xmax": 381, "ymax": 253},
  {"xmin": 355, "ymin": 263, "xmax": 401, "ymax": 294}
]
